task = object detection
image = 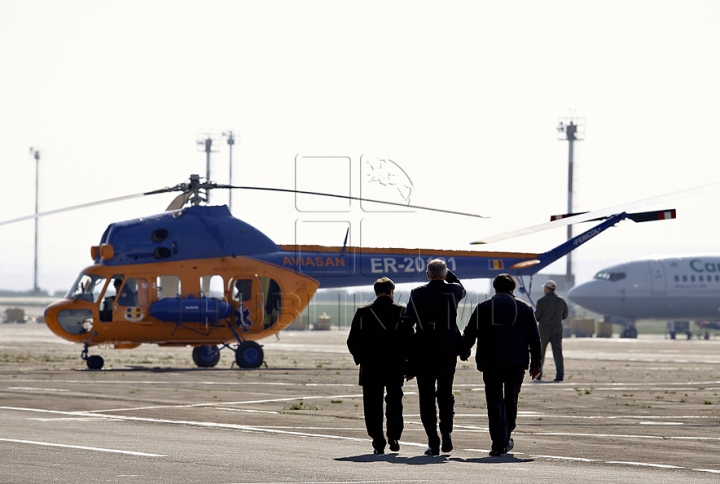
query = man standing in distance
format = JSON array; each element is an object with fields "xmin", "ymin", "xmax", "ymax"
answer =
[
  {"xmin": 347, "ymin": 277, "xmax": 409, "ymax": 455},
  {"xmin": 403, "ymin": 259, "xmax": 466, "ymax": 456},
  {"xmin": 535, "ymin": 280, "xmax": 569, "ymax": 382},
  {"xmin": 461, "ymin": 273, "xmax": 541, "ymax": 457}
]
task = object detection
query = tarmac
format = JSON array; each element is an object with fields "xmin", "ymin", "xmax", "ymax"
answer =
[{"xmin": 1, "ymin": 323, "xmax": 719, "ymax": 483}]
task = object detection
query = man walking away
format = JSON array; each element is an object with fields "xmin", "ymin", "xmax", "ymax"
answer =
[
  {"xmin": 461, "ymin": 273, "xmax": 541, "ymax": 457},
  {"xmin": 535, "ymin": 280, "xmax": 569, "ymax": 382},
  {"xmin": 347, "ymin": 277, "xmax": 409, "ymax": 455},
  {"xmin": 403, "ymin": 259, "xmax": 466, "ymax": 456}
]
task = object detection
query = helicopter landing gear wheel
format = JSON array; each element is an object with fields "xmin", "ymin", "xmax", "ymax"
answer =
[
  {"xmin": 81, "ymin": 345, "xmax": 104, "ymax": 370},
  {"xmin": 87, "ymin": 355, "xmax": 104, "ymax": 370},
  {"xmin": 235, "ymin": 341, "xmax": 264, "ymax": 369},
  {"xmin": 192, "ymin": 345, "xmax": 221, "ymax": 368}
]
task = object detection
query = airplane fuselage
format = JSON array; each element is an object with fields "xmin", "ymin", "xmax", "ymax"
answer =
[{"xmin": 568, "ymin": 256, "xmax": 720, "ymax": 321}]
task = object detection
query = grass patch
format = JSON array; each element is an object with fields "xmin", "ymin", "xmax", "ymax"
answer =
[{"xmin": 284, "ymin": 400, "xmax": 321, "ymax": 411}]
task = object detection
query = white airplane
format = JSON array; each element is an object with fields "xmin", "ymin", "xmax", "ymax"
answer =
[{"xmin": 568, "ymin": 256, "xmax": 720, "ymax": 338}]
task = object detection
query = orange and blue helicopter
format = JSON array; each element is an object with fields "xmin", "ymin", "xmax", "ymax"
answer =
[{"xmin": 2, "ymin": 174, "xmax": 676, "ymax": 369}]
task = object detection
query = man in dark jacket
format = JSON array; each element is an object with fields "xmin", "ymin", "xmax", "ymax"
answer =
[
  {"xmin": 403, "ymin": 259, "xmax": 466, "ymax": 456},
  {"xmin": 461, "ymin": 273, "xmax": 541, "ymax": 457},
  {"xmin": 347, "ymin": 277, "xmax": 409, "ymax": 455},
  {"xmin": 535, "ymin": 280, "xmax": 569, "ymax": 381}
]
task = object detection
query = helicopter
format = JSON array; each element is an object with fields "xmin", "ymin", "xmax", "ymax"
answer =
[{"xmin": 1, "ymin": 173, "xmax": 678, "ymax": 370}]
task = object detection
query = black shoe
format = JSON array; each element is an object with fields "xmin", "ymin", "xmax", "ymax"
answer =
[
  {"xmin": 441, "ymin": 433, "xmax": 453, "ymax": 453},
  {"xmin": 554, "ymin": 377, "xmax": 563, "ymax": 382},
  {"xmin": 389, "ymin": 440, "xmax": 400, "ymax": 452},
  {"xmin": 424, "ymin": 446, "xmax": 440, "ymax": 456},
  {"xmin": 372, "ymin": 438, "xmax": 386, "ymax": 453},
  {"xmin": 489, "ymin": 438, "xmax": 514, "ymax": 456}
]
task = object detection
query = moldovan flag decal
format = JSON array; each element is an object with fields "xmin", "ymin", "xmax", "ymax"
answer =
[
  {"xmin": 489, "ymin": 260, "xmax": 504, "ymax": 270},
  {"xmin": 124, "ymin": 307, "xmax": 144, "ymax": 322}
]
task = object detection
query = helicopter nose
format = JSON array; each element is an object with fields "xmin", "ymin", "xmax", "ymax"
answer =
[{"xmin": 44, "ymin": 300, "xmax": 93, "ymax": 340}]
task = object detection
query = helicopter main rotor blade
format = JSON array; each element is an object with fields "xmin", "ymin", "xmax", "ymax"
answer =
[
  {"xmin": 166, "ymin": 192, "xmax": 192, "ymax": 211},
  {"xmin": 0, "ymin": 192, "xmax": 149, "ymax": 227},
  {"xmin": 223, "ymin": 185, "xmax": 488, "ymax": 219},
  {"xmin": 471, "ymin": 180, "xmax": 720, "ymax": 244}
]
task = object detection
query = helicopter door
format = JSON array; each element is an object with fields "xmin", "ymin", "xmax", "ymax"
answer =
[
  {"xmin": 113, "ymin": 277, "xmax": 149, "ymax": 323},
  {"xmin": 259, "ymin": 276, "xmax": 282, "ymax": 330},
  {"xmin": 231, "ymin": 277, "xmax": 261, "ymax": 333}
]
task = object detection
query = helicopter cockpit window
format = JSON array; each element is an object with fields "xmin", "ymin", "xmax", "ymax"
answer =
[
  {"xmin": 156, "ymin": 275, "xmax": 181, "ymax": 299},
  {"xmin": 259, "ymin": 276, "xmax": 281, "ymax": 327},
  {"xmin": 66, "ymin": 273, "xmax": 107, "ymax": 303},
  {"xmin": 201, "ymin": 275, "xmax": 225, "ymax": 299},
  {"xmin": 232, "ymin": 279, "xmax": 253, "ymax": 302}
]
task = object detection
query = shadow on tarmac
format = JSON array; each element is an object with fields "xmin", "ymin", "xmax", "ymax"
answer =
[
  {"xmin": 336, "ymin": 453, "xmax": 534, "ymax": 465},
  {"xmin": 73, "ymin": 365, "xmax": 346, "ymax": 373},
  {"xmin": 336, "ymin": 454, "xmax": 450, "ymax": 465}
]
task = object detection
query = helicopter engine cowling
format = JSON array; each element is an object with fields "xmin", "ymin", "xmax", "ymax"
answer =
[
  {"xmin": 150, "ymin": 296, "xmax": 233, "ymax": 324},
  {"xmin": 120, "ymin": 243, "xmax": 174, "ymax": 260}
]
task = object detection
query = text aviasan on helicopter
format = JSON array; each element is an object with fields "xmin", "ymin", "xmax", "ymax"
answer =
[{"xmin": 2, "ymin": 174, "xmax": 679, "ymax": 370}]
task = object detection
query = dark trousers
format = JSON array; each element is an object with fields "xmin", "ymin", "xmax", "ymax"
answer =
[
  {"xmin": 539, "ymin": 322, "xmax": 564, "ymax": 380},
  {"xmin": 483, "ymin": 365, "xmax": 525, "ymax": 452},
  {"xmin": 362, "ymin": 380, "xmax": 404, "ymax": 450},
  {"xmin": 416, "ymin": 364, "xmax": 456, "ymax": 448}
]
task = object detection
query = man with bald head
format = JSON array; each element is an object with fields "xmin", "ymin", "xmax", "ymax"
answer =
[{"xmin": 403, "ymin": 259, "xmax": 466, "ymax": 456}]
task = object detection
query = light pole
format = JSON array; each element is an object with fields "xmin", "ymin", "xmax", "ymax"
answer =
[
  {"xmin": 557, "ymin": 118, "xmax": 584, "ymax": 291},
  {"xmin": 197, "ymin": 133, "xmax": 219, "ymax": 203},
  {"xmin": 29, "ymin": 147, "xmax": 41, "ymax": 295},
  {"xmin": 223, "ymin": 131, "xmax": 236, "ymax": 212}
]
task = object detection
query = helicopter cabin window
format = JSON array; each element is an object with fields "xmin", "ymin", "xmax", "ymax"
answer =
[
  {"xmin": 232, "ymin": 279, "xmax": 253, "ymax": 302},
  {"xmin": 259, "ymin": 276, "xmax": 281, "ymax": 327},
  {"xmin": 201, "ymin": 275, "xmax": 225, "ymax": 299},
  {"xmin": 156, "ymin": 275, "xmax": 181, "ymax": 299},
  {"xmin": 67, "ymin": 273, "xmax": 107, "ymax": 303},
  {"xmin": 116, "ymin": 278, "xmax": 148, "ymax": 307}
]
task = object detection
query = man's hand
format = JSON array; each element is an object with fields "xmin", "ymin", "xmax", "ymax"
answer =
[
  {"xmin": 529, "ymin": 366, "xmax": 541, "ymax": 380},
  {"xmin": 445, "ymin": 270, "xmax": 459, "ymax": 283}
]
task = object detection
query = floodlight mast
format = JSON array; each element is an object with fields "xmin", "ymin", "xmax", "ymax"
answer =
[
  {"xmin": 29, "ymin": 147, "xmax": 41, "ymax": 295},
  {"xmin": 197, "ymin": 133, "xmax": 219, "ymax": 203},
  {"xmin": 557, "ymin": 118, "xmax": 584, "ymax": 291},
  {"xmin": 223, "ymin": 131, "xmax": 236, "ymax": 212}
]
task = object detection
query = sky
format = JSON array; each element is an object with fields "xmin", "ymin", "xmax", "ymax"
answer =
[{"xmin": 1, "ymin": 0, "xmax": 720, "ymax": 295}]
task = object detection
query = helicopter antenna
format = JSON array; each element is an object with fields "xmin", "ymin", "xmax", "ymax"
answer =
[{"xmin": 341, "ymin": 227, "xmax": 350, "ymax": 253}]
